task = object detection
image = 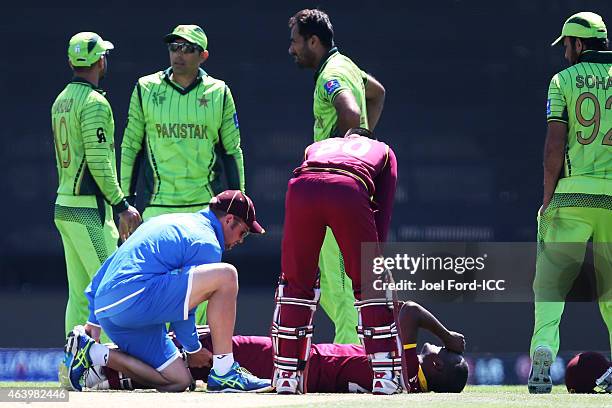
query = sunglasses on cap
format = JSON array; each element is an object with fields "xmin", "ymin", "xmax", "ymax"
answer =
[{"xmin": 167, "ymin": 42, "xmax": 203, "ymax": 54}]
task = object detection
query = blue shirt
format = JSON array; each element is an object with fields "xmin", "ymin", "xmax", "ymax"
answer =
[{"xmin": 85, "ymin": 208, "xmax": 224, "ymax": 352}]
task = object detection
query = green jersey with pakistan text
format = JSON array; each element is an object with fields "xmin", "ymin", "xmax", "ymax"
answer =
[
  {"xmin": 313, "ymin": 47, "xmax": 368, "ymax": 142},
  {"xmin": 546, "ymin": 50, "xmax": 612, "ymax": 196},
  {"xmin": 121, "ymin": 68, "xmax": 245, "ymax": 207},
  {"xmin": 51, "ymin": 79, "xmax": 125, "ymax": 206}
]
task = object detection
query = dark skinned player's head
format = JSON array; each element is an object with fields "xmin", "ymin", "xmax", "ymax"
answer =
[
  {"xmin": 344, "ymin": 127, "xmax": 373, "ymax": 138},
  {"xmin": 419, "ymin": 343, "xmax": 469, "ymax": 392}
]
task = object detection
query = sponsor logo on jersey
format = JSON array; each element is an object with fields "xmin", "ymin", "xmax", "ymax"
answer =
[
  {"xmin": 96, "ymin": 127, "xmax": 107, "ymax": 143},
  {"xmin": 324, "ymin": 79, "xmax": 341, "ymax": 95},
  {"xmin": 546, "ymin": 99, "xmax": 551, "ymax": 116}
]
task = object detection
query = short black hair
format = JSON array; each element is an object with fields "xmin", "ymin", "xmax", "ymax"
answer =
[
  {"xmin": 431, "ymin": 350, "xmax": 469, "ymax": 393},
  {"xmin": 72, "ymin": 65, "xmax": 95, "ymax": 73},
  {"xmin": 210, "ymin": 207, "xmax": 227, "ymax": 219},
  {"xmin": 345, "ymin": 127, "xmax": 373, "ymax": 138},
  {"xmin": 288, "ymin": 9, "xmax": 334, "ymax": 49},
  {"xmin": 570, "ymin": 36, "xmax": 610, "ymax": 51}
]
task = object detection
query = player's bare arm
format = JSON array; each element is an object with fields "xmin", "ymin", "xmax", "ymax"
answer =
[
  {"xmin": 333, "ymin": 91, "xmax": 362, "ymax": 136},
  {"xmin": 541, "ymin": 121, "xmax": 567, "ymax": 213},
  {"xmin": 364, "ymin": 74, "xmax": 385, "ymax": 130},
  {"xmin": 399, "ymin": 301, "xmax": 466, "ymax": 354}
]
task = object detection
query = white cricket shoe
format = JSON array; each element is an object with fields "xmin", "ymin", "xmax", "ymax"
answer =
[
  {"xmin": 528, "ymin": 345, "xmax": 553, "ymax": 394},
  {"xmin": 274, "ymin": 370, "xmax": 299, "ymax": 394},
  {"xmin": 372, "ymin": 371, "xmax": 402, "ymax": 395}
]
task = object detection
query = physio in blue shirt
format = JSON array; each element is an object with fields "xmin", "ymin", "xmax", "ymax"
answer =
[{"xmin": 60, "ymin": 190, "xmax": 271, "ymax": 393}]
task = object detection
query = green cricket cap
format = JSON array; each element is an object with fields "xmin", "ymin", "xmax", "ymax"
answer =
[
  {"xmin": 551, "ymin": 12, "xmax": 607, "ymax": 46},
  {"xmin": 164, "ymin": 25, "xmax": 208, "ymax": 50},
  {"xmin": 68, "ymin": 32, "xmax": 114, "ymax": 67}
]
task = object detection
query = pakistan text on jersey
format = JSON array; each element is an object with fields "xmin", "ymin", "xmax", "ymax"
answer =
[
  {"xmin": 53, "ymin": 99, "xmax": 73, "ymax": 114},
  {"xmin": 575, "ymin": 74, "xmax": 612, "ymax": 90},
  {"xmin": 155, "ymin": 123, "xmax": 209, "ymax": 139}
]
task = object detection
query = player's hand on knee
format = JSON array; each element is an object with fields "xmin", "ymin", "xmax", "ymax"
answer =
[
  {"xmin": 84, "ymin": 323, "xmax": 101, "ymax": 343},
  {"xmin": 444, "ymin": 331, "xmax": 466, "ymax": 354},
  {"xmin": 119, "ymin": 205, "xmax": 142, "ymax": 242},
  {"xmin": 187, "ymin": 347, "xmax": 212, "ymax": 368}
]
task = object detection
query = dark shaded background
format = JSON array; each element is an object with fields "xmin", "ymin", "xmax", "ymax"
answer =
[{"xmin": 0, "ymin": 1, "xmax": 610, "ymax": 350}]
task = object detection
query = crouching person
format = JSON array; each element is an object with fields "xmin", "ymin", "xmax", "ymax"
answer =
[{"xmin": 60, "ymin": 191, "xmax": 270, "ymax": 393}]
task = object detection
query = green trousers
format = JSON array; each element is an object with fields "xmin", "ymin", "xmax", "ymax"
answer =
[
  {"xmin": 531, "ymin": 195, "xmax": 612, "ymax": 359},
  {"xmin": 318, "ymin": 228, "xmax": 360, "ymax": 344},
  {"xmin": 142, "ymin": 205, "xmax": 209, "ymax": 325},
  {"xmin": 54, "ymin": 195, "xmax": 117, "ymax": 343}
]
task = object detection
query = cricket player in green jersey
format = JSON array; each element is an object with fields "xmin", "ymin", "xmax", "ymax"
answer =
[
  {"xmin": 120, "ymin": 25, "xmax": 245, "ymax": 325},
  {"xmin": 52, "ymin": 32, "xmax": 141, "ymax": 339},
  {"xmin": 288, "ymin": 9, "xmax": 387, "ymax": 344},
  {"xmin": 529, "ymin": 12, "xmax": 612, "ymax": 394}
]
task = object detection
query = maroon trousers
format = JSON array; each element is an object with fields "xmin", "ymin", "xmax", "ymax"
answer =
[{"xmin": 279, "ymin": 172, "xmax": 395, "ymax": 356}]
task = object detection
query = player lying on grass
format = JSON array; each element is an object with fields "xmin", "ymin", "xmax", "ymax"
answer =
[
  {"xmin": 60, "ymin": 191, "xmax": 271, "ymax": 393},
  {"xmin": 78, "ymin": 301, "xmax": 468, "ymax": 393}
]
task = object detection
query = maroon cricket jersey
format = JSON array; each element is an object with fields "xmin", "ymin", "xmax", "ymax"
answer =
[
  {"xmin": 297, "ymin": 135, "xmax": 392, "ymax": 198},
  {"xmin": 295, "ymin": 135, "xmax": 398, "ymax": 242}
]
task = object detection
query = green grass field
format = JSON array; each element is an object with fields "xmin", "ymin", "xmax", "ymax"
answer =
[{"xmin": 0, "ymin": 382, "xmax": 608, "ymax": 407}]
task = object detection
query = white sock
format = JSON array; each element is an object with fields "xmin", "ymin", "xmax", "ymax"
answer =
[
  {"xmin": 89, "ymin": 343, "xmax": 110, "ymax": 366},
  {"xmin": 373, "ymin": 352, "xmax": 392, "ymax": 379},
  {"xmin": 212, "ymin": 353, "xmax": 234, "ymax": 376},
  {"xmin": 373, "ymin": 351, "xmax": 391, "ymax": 360}
]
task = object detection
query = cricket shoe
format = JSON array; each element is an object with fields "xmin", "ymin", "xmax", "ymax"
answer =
[
  {"xmin": 528, "ymin": 345, "xmax": 553, "ymax": 394},
  {"xmin": 207, "ymin": 362, "xmax": 272, "ymax": 393},
  {"xmin": 372, "ymin": 371, "xmax": 403, "ymax": 395},
  {"xmin": 63, "ymin": 325, "xmax": 95, "ymax": 391},
  {"xmin": 274, "ymin": 369, "xmax": 299, "ymax": 394}
]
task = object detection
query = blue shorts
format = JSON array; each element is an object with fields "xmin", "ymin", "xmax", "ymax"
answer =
[{"xmin": 98, "ymin": 270, "xmax": 194, "ymax": 370}]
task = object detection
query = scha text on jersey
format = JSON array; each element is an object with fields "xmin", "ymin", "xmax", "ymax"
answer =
[
  {"xmin": 155, "ymin": 123, "xmax": 209, "ymax": 140},
  {"xmin": 575, "ymin": 74, "xmax": 612, "ymax": 90}
]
